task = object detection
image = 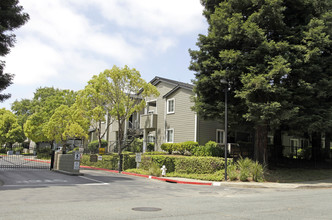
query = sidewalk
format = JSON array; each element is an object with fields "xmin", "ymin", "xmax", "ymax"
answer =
[{"xmin": 81, "ymin": 166, "xmax": 332, "ymax": 189}]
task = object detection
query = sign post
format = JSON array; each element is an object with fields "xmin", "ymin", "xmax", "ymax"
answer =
[{"xmin": 135, "ymin": 153, "xmax": 142, "ymax": 168}]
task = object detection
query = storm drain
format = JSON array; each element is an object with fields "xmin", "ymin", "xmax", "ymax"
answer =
[{"xmin": 132, "ymin": 207, "xmax": 162, "ymax": 212}]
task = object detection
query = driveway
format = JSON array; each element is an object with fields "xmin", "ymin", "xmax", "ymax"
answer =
[{"xmin": 1, "ymin": 168, "xmax": 332, "ymax": 220}]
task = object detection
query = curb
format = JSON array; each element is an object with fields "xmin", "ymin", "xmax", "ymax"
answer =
[{"xmin": 81, "ymin": 165, "xmax": 214, "ymax": 186}]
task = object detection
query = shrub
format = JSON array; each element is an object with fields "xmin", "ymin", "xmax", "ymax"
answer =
[
  {"xmin": 128, "ymin": 138, "xmax": 143, "ymax": 152},
  {"xmin": 140, "ymin": 155, "xmax": 176, "ymax": 172},
  {"xmin": 227, "ymin": 163, "xmax": 238, "ymax": 181},
  {"xmin": 80, "ymin": 154, "xmax": 136, "ymax": 170},
  {"xmin": 251, "ymin": 161, "xmax": 264, "ymax": 182},
  {"xmin": 297, "ymin": 147, "xmax": 311, "ymax": 160},
  {"xmin": 192, "ymin": 141, "xmax": 224, "ymax": 157},
  {"xmin": 174, "ymin": 156, "xmax": 225, "ymax": 174},
  {"xmin": 237, "ymin": 157, "xmax": 252, "ymax": 181},
  {"xmin": 37, "ymin": 147, "xmax": 52, "ymax": 159},
  {"xmin": 0, "ymin": 147, "xmax": 9, "ymax": 154},
  {"xmin": 161, "ymin": 143, "xmax": 173, "ymax": 154},
  {"xmin": 13, "ymin": 146, "xmax": 24, "ymax": 153},
  {"xmin": 147, "ymin": 142, "xmax": 155, "ymax": 152},
  {"xmin": 182, "ymin": 141, "xmax": 199, "ymax": 153},
  {"xmin": 161, "ymin": 142, "xmax": 199, "ymax": 155},
  {"xmin": 148, "ymin": 162, "xmax": 162, "ymax": 176},
  {"xmin": 143, "ymin": 151, "xmax": 167, "ymax": 155},
  {"xmin": 88, "ymin": 140, "xmax": 107, "ymax": 154}
]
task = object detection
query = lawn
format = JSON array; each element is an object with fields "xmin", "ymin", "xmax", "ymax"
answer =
[{"xmin": 264, "ymin": 168, "xmax": 332, "ymax": 183}]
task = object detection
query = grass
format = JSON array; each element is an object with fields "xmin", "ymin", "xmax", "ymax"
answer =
[
  {"xmin": 126, "ymin": 167, "xmax": 332, "ymax": 183},
  {"xmin": 264, "ymin": 168, "xmax": 332, "ymax": 183}
]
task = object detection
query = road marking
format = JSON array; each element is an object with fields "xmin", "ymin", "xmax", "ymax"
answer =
[{"xmin": 79, "ymin": 175, "xmax": 109, "ymax": 185}]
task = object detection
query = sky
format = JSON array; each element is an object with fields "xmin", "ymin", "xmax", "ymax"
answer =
[{"xmin": 1, "ymin": 0, "xmax": 208, "ymax": 110}]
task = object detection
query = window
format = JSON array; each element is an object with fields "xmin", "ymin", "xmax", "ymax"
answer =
[
  {"xmin": 167, "ymin": 99, "xmax": 175, "ymax": 114},
  {"xmin": 147, "ymin": 134, "xmax": 155, "ymax": 143},
  {"xmin": 166, "ymin": 129, "xmax": 174, "ymax": 143},
  {"xmin": 290, "ymin": 138, "xmax": 299, "ymax": 154},
  {"xmin": 216, "ymin": 129, "xmax": 224, "ymax": 144}
]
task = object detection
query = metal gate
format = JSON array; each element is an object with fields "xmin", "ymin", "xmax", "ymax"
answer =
[{"xmin": 0, "ymin": 154, "xmax": 51, "ymax": 170}]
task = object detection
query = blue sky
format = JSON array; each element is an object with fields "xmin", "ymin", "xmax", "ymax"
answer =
[{"xmin": 1, "ymin": 0, "xmax": 208, "ymax": 110}]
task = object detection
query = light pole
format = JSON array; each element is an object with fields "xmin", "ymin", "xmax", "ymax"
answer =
[{"xmin": 220, "ymin": 79, "xmax": 228, "ymax": 181}]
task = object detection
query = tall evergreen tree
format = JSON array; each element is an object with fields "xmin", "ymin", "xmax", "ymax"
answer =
[
  {"xmin": 0, "ymin": 0, "xmax": 29, "ymax": 101},
  {"xmin": 190, "ymin": 0, "xmax": 332, "ymax": 164}
]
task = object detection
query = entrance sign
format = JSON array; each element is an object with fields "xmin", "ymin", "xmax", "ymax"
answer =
[
  {"xmin": 74, "ymin": 152, "xmax": 80, "ymax": 161},
  {"xmin": 74, "ymin": 161, "xmax": 80, "ymax": 170}
]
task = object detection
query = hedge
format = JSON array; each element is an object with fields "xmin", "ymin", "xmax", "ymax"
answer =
[
  {"xmin": 80, "ymin": 154, "xmax": 227, "ymax": 175},
  {"xmin": 80, "ymin": 154, "xmax": 136, "ymax": 170},
  {"xmin": 140, "ymin": 155, "xmax": 225, "ymax": 174},
  {"xmin": 161, "ymin": 141, "xmax": 199, "ymax": 155}
]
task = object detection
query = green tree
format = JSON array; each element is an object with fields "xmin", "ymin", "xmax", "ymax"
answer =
[
  {"xmin": 78, "ymin": 65, "xmax": 159, "ymax": 172},
  {"xmin": 0, "ymin": 108, "xmax": 24, "ymax": 147},
  {"xmin": 76, "ymin": 74, "xmax": 115, "ymax": 150},
  {"xmin": 189, "ymin": 0, "xmax": 332, "ymax": 164},
  {"xmin": 103, "ymin": 66, "xmax": 159, "ymax": 158},
  {"xmin": 23, "ymin": 87, "xmax": 76, "ymax": 145},
  {"xmin": 43, "ymin": 104, "xmax": 89, "ymax": 152},
  {"xmin": 0, "ymin": 0, "xmax": 29, "ymax": 101},
  {"xmin": 11, "ymin": 98, "xmax": 32, "ymax": 142}
]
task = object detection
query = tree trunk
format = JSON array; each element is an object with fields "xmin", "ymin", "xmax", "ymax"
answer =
[
  {"xmin": 270, "ymin": 129, "xmax": 283, "ymax": 166},
  {"xmin": 117, "ymin": 120, "xmax": 123, "ymax": 173},
  {"xmin": 311, "ymin": 132, "xmax": 322, "ymax": 164},
  {"xmin": 255, "ymin": 124, "xmax": 268, "ymax": 165},
  {"xmin": 324, "ymin": 132, "xmax": 331, "ymax": 159},
  {"xmin": 274, "ymin": 129, "xmax": 283, "ymax": 158}
]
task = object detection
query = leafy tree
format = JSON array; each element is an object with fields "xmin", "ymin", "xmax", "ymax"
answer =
[
  {"xmin": 104, "ymin": 66, "xmax": 159, "ymax": 171},
  {"xmin": 78, "ymin": 65, "xmax": 159, "ymax": 171},
  {"xmin": 11, "ymin": 98, "xmax": 32, "ymax": 142},
  {"xmin": 23, "ymin": 87, "xmax": 76, "ymax": 145},
  {"xmin": 0, "ymin": 0, "xmax": 29, "ymax": 101},
  {"xmin": 76, "ymin": 74, "xmax": 116, "ymax": 150},
  {"xmin": 0, "ymin": 108, "xmax": 24, "ymax": 147},
  {"xmin": 43, "ymin": 104, "xmax": 89, "ymax": 152},
  {"xmin": 190, "ymin": 0, "xmax": 332, "ymax": 164}
]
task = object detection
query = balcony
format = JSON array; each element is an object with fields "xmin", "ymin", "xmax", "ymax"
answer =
[{"xmin": 140, "ymin": 114, "xmax": 158, "ymax": 129}]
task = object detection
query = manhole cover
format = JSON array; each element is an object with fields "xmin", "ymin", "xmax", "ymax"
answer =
[{"xmin": 132, "ymin": 207, "xmax": 162, "ymax": 212}]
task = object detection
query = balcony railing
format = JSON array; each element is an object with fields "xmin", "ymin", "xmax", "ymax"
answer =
[{"xmin": 140, "ymin": 114, "xmax": 158, "ymax": 129}]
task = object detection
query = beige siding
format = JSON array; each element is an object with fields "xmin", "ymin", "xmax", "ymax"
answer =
[
  {"xmin": 165, "ymin": 89, "xmax": 196, "ymax": 143},
  {"xmin": 153, "ymin": 82, "xmax": 175, "ymax": 150},
  {"xmin": 198, "ymin": 119, "xmax": 224, "ymax": 146}
]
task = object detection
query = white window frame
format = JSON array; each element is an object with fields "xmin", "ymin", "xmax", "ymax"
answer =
[
  {"xmin": 166, "ymin": 128, "xmax": 174, "ymax": 143},
  {"xmin": 216, "ymin": 129, "xmax": 225, "ymax": 144},
  {"xmin": 147, "ymin": 134, "xmax": 155, "ymax": 143},
  {"xmin": 167, "ymin": 98, "xmax": 175, "ymax": 114}
]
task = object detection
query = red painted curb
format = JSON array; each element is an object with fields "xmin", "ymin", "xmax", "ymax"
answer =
[
  {"xmin": 82, "ymin": 166, "xmax": 213, "ymax": 186},
  {"xmin": 28, "ymin": 160, "xmax": 213, "ymax": 186},
  {"xmin": 24, "ymin": 159, "xmax": 51, "ymax": 164}
]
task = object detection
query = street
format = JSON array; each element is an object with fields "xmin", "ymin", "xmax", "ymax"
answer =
[{"xmin": 0, "ymin": 169, "xmax": 332, "ymax": 220}]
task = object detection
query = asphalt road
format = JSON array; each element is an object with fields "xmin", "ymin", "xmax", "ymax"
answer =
[{"xmin": 1, "ymin": 168, "xmax": 332, "ymax": 220}]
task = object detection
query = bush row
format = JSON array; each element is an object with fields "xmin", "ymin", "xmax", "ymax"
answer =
[
  {"xmin": 161, "ymin": 141, "xmax": 199, "ymax": 154},
  {"xmin": 80, "ymin": 154, "xmax": 227, "ymax": 175},
  {"xmin": 161, "ymin": 141, "xmax": 224, "ymax": 157},
  {"xmin": 80, "ymin": 154, "xmax": 136, "ymax": 170}
]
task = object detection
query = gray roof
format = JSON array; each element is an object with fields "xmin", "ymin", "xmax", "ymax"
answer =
[{"xmin": 149, "ymin": 76, "xmax": 194, "ymax": 98}]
